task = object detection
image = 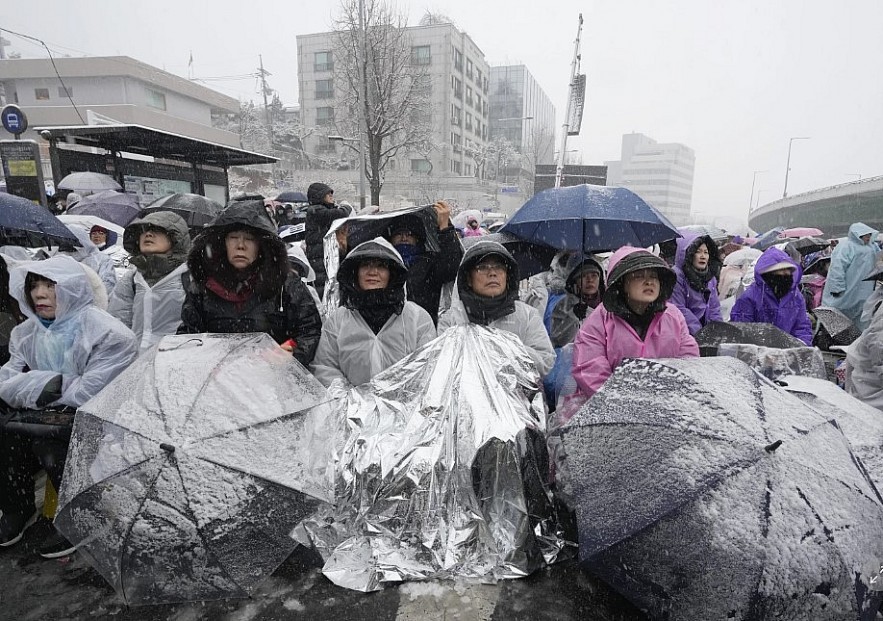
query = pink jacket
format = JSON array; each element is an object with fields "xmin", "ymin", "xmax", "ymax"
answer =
[{"xmin": 572, "ymin": 302, "xmax": 699, "ymax": 398}]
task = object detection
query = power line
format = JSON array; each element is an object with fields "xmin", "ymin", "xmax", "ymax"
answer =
[{"xmin": 0, "ymin": 26, "xmax": 85, "ymax": 123}]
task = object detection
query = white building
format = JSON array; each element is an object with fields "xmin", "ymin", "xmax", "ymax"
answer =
[
  {"xmin": 605, "ymin": 133, "xmax": 695, "ymax": 226},
  {"xmin": 0, "ymin": 56, "xmax": 240, "ymax": 147},
  {"xmin": 296, "ymin": 22, "xmax": 490, "ymax": 188},
  {"xmin": 488, "ymin": 65, "xmax": 556, "ymax": 176}
]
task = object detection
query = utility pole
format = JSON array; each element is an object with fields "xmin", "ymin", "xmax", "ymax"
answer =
[
  {"xmin": 0, "ymin": 30, "xmax": 9, "ymax": 107},
  {"xmin": 555, "ymin": 14, "xmax": 584, "ymax": 188},
  {"xmin": 258, "ymin": 55, "xmax": 274, "ymax": 150},
  {"xmin": 357, "ymin": 0, "xmax": 368, "ymax": 209}
]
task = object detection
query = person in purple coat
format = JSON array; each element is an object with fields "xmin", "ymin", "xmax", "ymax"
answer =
[
  {"xmin": 730, "ymin": 246, "xmax": 813, "ymax": 345},
  {"xmin": 670, "ymin": 232, "xmax": 723, "ymax": 335}
]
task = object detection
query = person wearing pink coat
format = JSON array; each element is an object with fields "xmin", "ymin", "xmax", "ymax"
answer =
[{"xmin": 572, "ymin": 246, "xmax": 699, "ymax": 399}]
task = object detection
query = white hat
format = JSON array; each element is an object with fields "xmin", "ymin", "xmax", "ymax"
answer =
[{"xmin": 760, "ymin": 261, "xmax": 795, "ymax": 274}]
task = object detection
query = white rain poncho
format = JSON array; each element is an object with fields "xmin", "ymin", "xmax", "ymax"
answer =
[
  {"xmin": 846, "ymin": 302, "xmax": 883, "ymax": 411},
  {"xmin": 0, "ymin": 255, "xmax": 137, "ymax": 409},
  {"xmin": 311, "ymin": 238, "xmax": 437, "ymax": 387},
  {"xmin": 65, "ymin": 223, "xmax": 118, "ymax": 295},
  {"xmin": 108, "ymin": 264, "xmax": 189, "ymax": 352}
]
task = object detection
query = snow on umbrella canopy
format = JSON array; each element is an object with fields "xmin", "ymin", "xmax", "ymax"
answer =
[
  {"xmin": 0, "ymin": 191, "xmax": 81, "ymax": 249},
  {"xmin": 66, "ymin": 190, "xmax": 142, "ymax": 227},
  {"xmin": 555, "ymin": 356, "xmax": 883, "ymax": 620},
  {"xmin": 811, "ymin": 306, "xmax": 863, "ymax": 349},
  {"xmin": 54, "ymin": 333, "xmax": 334, "ymax": 606},
  {"xmin": 275, "ymin": 190, "xmax": 308, "ymax": 203},
  {"xmin": 57, "ymin": 171, "xmax": 122, "ymax": 192},
  {"xmin": 695, "ymin": 321, "xmax": 807, "ymax": 350},
  {"xmin": 499, "ymin": 185, "xmax": 680, "ymax": 253},
  {"xmin": 142, "ymin": 193, "xmax": 224, "ymax": 229}
]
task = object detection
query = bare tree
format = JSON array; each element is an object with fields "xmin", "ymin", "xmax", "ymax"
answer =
[{"xmin": 333, "ymin": 0, "xmax": 434, "ymax": 205}]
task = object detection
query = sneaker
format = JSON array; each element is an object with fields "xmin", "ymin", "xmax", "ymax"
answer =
[
  {"xmin": 38, "ymin": 529, "xmax": 77, "ymax": 559},
  {"xmin": 0, "ymin": 510, "xmax": 39, "ymax": 547}
]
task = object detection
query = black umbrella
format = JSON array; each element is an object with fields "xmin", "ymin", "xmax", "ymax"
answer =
[
  {"xmin": 695, "ymin": 320, "xmax": 806, "ymax": 353},
  {"xmin": 461, "ymin": 232, "xmax": 557, "ymax": 279},
  {"xmin": 785, "ymin": 236, "xmax": 829, "ymax": 256},
  {"xmin": 811, "ymin": 306, "xmax": 862, "ymax": 350},
  {"xmin": 339, "ymin": 205, "xmax": 442, "ymax": 254},
  {"xmin": 557, "ymin": 356, "xmax": 883, "ymax": 619},
  {"xmin": 0, "ymin": 192, "xmax": 80, "ymax": 249},
  {"xmin": 66, "ymin": 190, "xmax": 142, "ymax": 227},
  {"xmin": 141, "ymin": 193, "xmax": 223, "ymax": 229},
  {"xmin": 276, "ymin": 190, "xmax": 308, "ymax": 203},
  {"xmin": 54, "ymin": 334, "xmax": 334, "ymax": 605}
]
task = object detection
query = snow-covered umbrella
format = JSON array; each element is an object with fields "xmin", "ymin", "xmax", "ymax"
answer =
[
  {"xmin": 66, "ymin": 190, "xmax": 141, "ymax": 227},
  {"xmin": 556, "ymin": 356, "xmax": 883, "ymax": 619},
  {"xmin": 811, "ymin": 306, "xmax": 863, "ymax": 350},
  {"xmin": 57, "ymin": 172, "xmax": 122, "ymax": 193},
  {"xmin": 54, "ymin": 333, "xmax": 334, "ymax": 606},
  {"xmin": 452, "ymin": 208, "xmax": 484, "ymax": 229}
]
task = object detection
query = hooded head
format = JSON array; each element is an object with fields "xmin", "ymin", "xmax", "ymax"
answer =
[
  {"xmin": 675, "ymin": 232, "xmax": 721, "ymax": 276},
  {"xmin": 456, "ymin": 240, "xmax": 519, "ymax": 325},
  {"xmin": 603, "ymin": 246, "xmax": 677, "ymax": 316},
  {"xmin": 338, "ymin": 237, "xmax": 408, "ymax": 303},
  {"xmin": 64, "ymin": 224, "xmax": 101, "ymax": 261},
  {"xmin": 564, "ymin": 253, "xmax": 606, "ymax": 301},
  {"xmin": 754, "ymin": 246, "xmax": 800, "ymax": 299},
  {"xmin": 89, "ymin": 224, "xmax": 117, "ymax": 248},
  {"xmin": 307, "ymin": 182, "xmax": 334, "ymax": 205},
  {"xmin": 9, "ymin": 255, "xmax": 94, "ymax": 325},
  {"xmin": 124, "ymin": 211, "xmax": 191, "ymax": 258},
  {"xmin": 188, "ymin": 199, "xmax": 288, "ymax": 298},
  {"xmin": 286, "ymin": 243, "xmax": 316, "ymax": 283},
  {"xmin": 848, "ymin": 222, "xmax": 879, "ymax": 245}
]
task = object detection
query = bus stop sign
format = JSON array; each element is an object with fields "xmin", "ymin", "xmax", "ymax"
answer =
[{"xmin": 1, "ymin": 105, "xmax": 28, "ymax": 137}]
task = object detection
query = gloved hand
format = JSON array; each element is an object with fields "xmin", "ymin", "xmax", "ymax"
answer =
[{"xmin": 36, "ymin": 375, "xmax": 63, "ymax": 408}]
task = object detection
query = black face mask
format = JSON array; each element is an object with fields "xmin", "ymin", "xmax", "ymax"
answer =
[{"xmin": 762, "ymin": 272, "xmax": 794, "ymax": 299}]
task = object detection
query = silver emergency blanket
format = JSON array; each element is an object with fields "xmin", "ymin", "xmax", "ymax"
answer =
[
  {"xmin": 298, "ymin": 324, "xmax": 565, "ymax": 591},
  {"xmin": 717, "ymin": 342, "xmax": 826, "ymax": 381}
]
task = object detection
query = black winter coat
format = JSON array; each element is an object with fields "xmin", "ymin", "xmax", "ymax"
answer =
[
  {"xmin": 178, "ymin": 272, "xmax": 322, "ymax": 366},
  {"xmin": 406, "ymin": 224, "xmax": 463, "ymax": 324},
  {"xmin": 305, "ymin": 203, "xmax": 352, "ymax": 296},
  {"xmin": 179, "ymin": 198, "xmax": 322, "ymax": 366}
]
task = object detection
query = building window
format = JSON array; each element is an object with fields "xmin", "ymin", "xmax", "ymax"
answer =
[
  {"xmin": 452, "ymin": 48, "xmax": 463, "ymax": 71},
  {"xmin": 450, "ymin": 104, "xmax": 461, "ymax": 126},
  {"xmin": 57, "ymin": 86, "xmax": 73, "ymax": 98},
  {"xmin": 411, "ymin": 159, "xmax": 431, "ymax": 173},
  {"xmin": 316, "ymin": 106, "xmax": 335, "ymax": 126},
  {"xmin": 146, "ymin": 89, "xmax": 166, "ymax": 110},
  {"xmin": 451, "ymin": 160, "xmax": 462, "ymax": 174},
  {"xmin": 316, "ymin": 79, "xmax": 334, "ymax": 99},
  {"xmin": 466, "ymin": 59, "xmax": 473, "ymax": 80},
  {"xmin": 452, "ymin": 77, "xmax": 462, "ymax": 100},
  {"xmin": 451, "ymin": 132, "xmax": 461, "ymax": 152},
  {"xmin": 465, "ymin": 85, "xmax": 473, "ymax": 106},
  {"xmin": 34, "ymin": 88, "xmax": 50, "ymax": 101},
  {"xmin": 465, "ymin": 112, "xmax": 473, "ymax": 132},
  {"xmin": 465, "ymin": 163, "xmax": 473, "ymax": 176},
  {"xmin": 411, "ymin": 45, "xmax": 431, "ymax": 65},
  {"xmin": 314, "ymin": 51, "xmax": 333, "ymax": 72}
]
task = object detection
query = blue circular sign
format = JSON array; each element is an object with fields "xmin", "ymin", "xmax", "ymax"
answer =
[{"xmin": 1, "ymin": 105, "xmax": 28, "ymax": 135}]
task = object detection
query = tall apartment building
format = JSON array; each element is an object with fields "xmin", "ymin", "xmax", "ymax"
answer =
[
  {"xmin": 488, "ymin": 65, "xmax": 556, "ymax": 170},
  {"xmin": 296, "ymin": 22, "xmax": 490, "ymax": 180},
  {"xmin": 605, "ymin": 133, "xmax": 695, "ymax": 226}
]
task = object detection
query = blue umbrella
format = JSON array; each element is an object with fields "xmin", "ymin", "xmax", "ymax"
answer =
[
  {"xmin": 276, "ymin": 190, "xmax": 308, "ymax": 203},
  {"xmin": 750, "ymin": 226, "xmax": 786, "ymax": 251},
  {"xmin": 0, "ymin": 193, "xmax": 81, "ymax": 249},
  {"xmin": 500, "ymin": 185, "xmax": 680, "ymax": 253}
]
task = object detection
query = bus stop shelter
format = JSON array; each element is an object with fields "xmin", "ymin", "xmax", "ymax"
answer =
[{"xmin": 36, "ymin": 124, "xmax": 276, "ymax": 204}]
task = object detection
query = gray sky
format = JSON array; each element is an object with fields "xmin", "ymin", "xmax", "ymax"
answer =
[{"xmin": 5, "ymin": 0, "xmax": 883, "ymax": 226}]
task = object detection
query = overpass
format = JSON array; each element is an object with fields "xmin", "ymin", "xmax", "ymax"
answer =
[{"xmin": 749, "ymin": 176, "xmax": 883, "ymax": 238}]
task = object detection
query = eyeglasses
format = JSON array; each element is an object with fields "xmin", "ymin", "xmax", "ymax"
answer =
[
  {"xmin": 625, "ymin": 269, "xmax": 660, "ymax": 283},
  {"xmin": 473, "ymin": 262, "xmax": 507, "ymax": 274}
]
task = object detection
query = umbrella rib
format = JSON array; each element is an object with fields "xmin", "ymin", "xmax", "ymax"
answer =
[
  {"xmin": 569, "ymin": 420, "xmax": 754, "ymax": 445},
  {"xmin": 194, "ymin": 403, "xmax": 327, "ymax": 444}
]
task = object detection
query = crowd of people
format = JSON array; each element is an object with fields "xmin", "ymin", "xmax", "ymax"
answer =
[{"xmin": 0, "ymin": 180, "xmax": 881, "ymax": 568}]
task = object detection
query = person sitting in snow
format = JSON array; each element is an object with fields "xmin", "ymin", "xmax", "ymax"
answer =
[
  {"xmin": 670, "ymin": 233, "xmax": 723, "ymax": 335},
  {"xmin": 571, "ymin": 247, "xmax": 698, "ymax": 401},
  {"xmin": 730, "ymin": 246, "xmax": 813, "ymax": 346}
]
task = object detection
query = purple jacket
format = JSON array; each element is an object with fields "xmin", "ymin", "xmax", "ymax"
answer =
[
  {"xmin": 730, "ymin": 247, "xmax": 813, "ymax": 345},
  {"xmin": 670, "ymin": 232, "xmax": 723, "ymax": 335}
]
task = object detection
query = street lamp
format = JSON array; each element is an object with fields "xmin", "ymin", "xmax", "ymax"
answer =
[
  {"xmin": 782, "ymin": 137, "xmax": 810, "ymax": 199},
  {"xmin": 328, "ymin": 134, "xmax": 366, "ymax": 210},
  {"xmin": 749, "ymin": 170, "xmax": 768, "ymax": 212},
  {"xmin": 755, "ymin": 189, "xmax": 772, "ymax": 211}
]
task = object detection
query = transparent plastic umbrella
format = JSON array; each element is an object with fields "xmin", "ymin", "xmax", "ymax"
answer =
[{"xmin": 54, "ymin": 333, "xmax": 334, "ymax": 605}]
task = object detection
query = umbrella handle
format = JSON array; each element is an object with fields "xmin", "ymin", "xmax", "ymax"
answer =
[
  {"xmin": 764, "ymin": 440, "xmax": 783, "ymax": 453},
  {"xmin": 159, "ymin": 443, "xmax": 176, "ymax": 453}
]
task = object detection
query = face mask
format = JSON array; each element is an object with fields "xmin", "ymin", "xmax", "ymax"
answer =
[
  {"xmin": 393, "ymin": 243, "xmax": 419, "ymax": 268},
  {"xmin": 762, "ymin": 272, "xmax": 793, "ymax": 299}
]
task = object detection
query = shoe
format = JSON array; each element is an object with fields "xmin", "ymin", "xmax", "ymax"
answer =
[
  {"xmin": 38, "ymin": 528, "xmax": 77, "ymax": 559},
  {"xmin": 0, "ymin": 510, "xmax": 39, "ymax": 547}
]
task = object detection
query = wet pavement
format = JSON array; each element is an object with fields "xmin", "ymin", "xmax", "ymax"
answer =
[{"xmin": 0, "ymin": 516, "xmax": 647, "ymax": 621}]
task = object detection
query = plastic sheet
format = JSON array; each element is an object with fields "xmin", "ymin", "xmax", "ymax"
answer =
[{"xmin": 298, "ymin": 325, "xmax": 566, "ymax": 591}]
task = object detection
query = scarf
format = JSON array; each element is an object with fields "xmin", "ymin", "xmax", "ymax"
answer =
[
  {"xmin": 607, "ymin": 285, "xmax": 666, "ymax": 341},
  {"xmin": 573, "ymin": 290, "xmax": 602, "ymax": 320},
  {"xmin": 205, "ymin": 275, "xmax": 256, "ymax": 311},
  {"xmin": 345, "ymin": 286, "xmax": 405, "ymax": 335},
  {"xmin": 762, "ymin": 273, "xmax": 793, "ymax": 299},
  {"xmin": 130, "ymin": 253, "xmax": 187, "ymax": 286},
  {"xmin": 393, "ymin": 243, "xmax": 420, "ymax": 268},
  {"xmin": 683, "ymin": 263, "xmax": 713, "ymax": 299},
  {"xmin": 459, "ymin": 288, "xmax": 516, "ymax": 326}
]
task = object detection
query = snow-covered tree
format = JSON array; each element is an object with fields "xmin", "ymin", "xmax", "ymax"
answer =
[{"xmin": 333, "ymin": 0, "xmax": 434, "ymax": 205}]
